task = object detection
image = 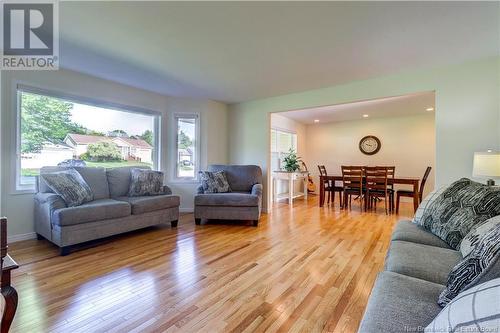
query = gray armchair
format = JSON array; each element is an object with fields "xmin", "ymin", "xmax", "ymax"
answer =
[{"xmin": 194, "ymin": 165, "xmax": 263, "ymax": 226}]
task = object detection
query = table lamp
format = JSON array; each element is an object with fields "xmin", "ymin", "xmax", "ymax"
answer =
[{"xmin": 473, "ymin": 151, "xmax": 500, "ymax": 186}]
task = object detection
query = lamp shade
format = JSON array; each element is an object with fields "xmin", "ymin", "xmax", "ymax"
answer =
[{"xmin": 472, "ymin": 152, "xmax": 500, "ymax": 178}]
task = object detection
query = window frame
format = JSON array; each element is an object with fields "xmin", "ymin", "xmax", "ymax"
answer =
[
  {"xmin": 270, "ymin": 128, "xmax": 297, "ymax": 153},
  {"xmin": 14, "ymin": 84, "xmax": 162, "ymax": 193},
  {"xmin": 172, "ymin": 113, "xmax": 200, "ymax": 182}
]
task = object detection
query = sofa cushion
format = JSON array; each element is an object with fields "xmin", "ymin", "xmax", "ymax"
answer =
[
  {"xmin": 385, "ymin": 240, "xmax": 462, "ymax": 285},
  {"xmin": 427, "ymin": 277, "xmax": 500, "ymax": 332},
  {"xmin": 415, "ymin": 178, "xmax": 500, "ymax": 250},
  {"xmin": 52, "ymin": 199, "xmax": 131, "ymax": 226},
  {"xmin": 439, "ymin": 222, "xmax": 500, "ymax": 306},
  {"xmin": 39, "ymin": 166, "xmax": 110, "ymax": 200},
  {"xmin": 195, "ymin": 192, "xmax": 259, "ymax": 207},
  {"xmin": 207, "ymin": 165, "xmax": 262, "ymax": 192},
  {"xmin": 41, "ymin": 169, "xmax": 94, "ymax": 207},
  {"xmin": 117, "ymin": 195, "xmax": 180, "ymax": 215},
  {"xmin": 107, "ymin": 166, "xmax": 150, "ymax": 198},
  {"xmin": 358, "ymin": 271, "xmax": 444, "ymax": 333},
  {"xmin": 73, "ymin": 167, "xmax": 110, "ymax": 200},
  {"xmin": 391, "ymin": 220, "xmax": 451, "ymax": 249}
]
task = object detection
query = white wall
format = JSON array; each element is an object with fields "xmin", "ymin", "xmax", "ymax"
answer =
[
  {"xmin": 303, "ymin": 113, "xmax": 436, "ymax": 199},
  {"xmin": 1, "ymin": 69, "xmax": 228, "ymax": 239},
  {"xmin": 228, "ymin": 57, "xmax": 500, "ymax": 211}
]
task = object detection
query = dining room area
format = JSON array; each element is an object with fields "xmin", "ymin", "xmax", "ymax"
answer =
[{"xmin": 269, "ymin": 91, "xmax": 436, "ymax": 216}]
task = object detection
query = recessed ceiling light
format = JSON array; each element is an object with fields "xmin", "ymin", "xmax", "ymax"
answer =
[
  {"xmin": 426, "ymin": 107, "xmax": 434, "ymax": 111},
  {"xmin": 314, "ymin": 119, "xmax": 320, "ymax": 123},
  {"xmin": 363, "ymin": 114, "xmax": 369, "ymax": 118}
]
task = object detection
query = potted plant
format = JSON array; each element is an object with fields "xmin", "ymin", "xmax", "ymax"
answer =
[{"xmin": 282, "ymin": 148, "xmax": 302, "ymax": 172}]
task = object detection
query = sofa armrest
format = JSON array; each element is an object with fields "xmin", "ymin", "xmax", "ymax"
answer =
[
  {"xmin": 251, "ymin": 184, "xmax": 263, "ymax": 198},
  {"xmin": 162, "ymin": 185, "xmax": 172, "ymax": 195},
  {"xmin": 34, "ymin": 193, "xmax": 67, "ymax": 239},
  {"xmin": 196, "ymin": 184, "xmax": 205, "ymax": 194},
  {"xmin": 34, "ymin": 192, "xmax": 67, "ymax": 208}
]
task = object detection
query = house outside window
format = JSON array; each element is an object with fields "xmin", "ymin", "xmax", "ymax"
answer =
[
  {"xmin": 16, "ymin": 87, "xmax": 160, "ymax": 191},
  {"xmin": 174, "ymin": 114, "xmax": 199, "ymax": 180}
]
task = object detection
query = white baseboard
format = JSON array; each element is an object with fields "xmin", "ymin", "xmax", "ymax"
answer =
[
  {"xmin": 8, "ymin": 232, "xmax": 36, "ymax": 243},
  {"xmin": 180, "ymin": 207, "xmax": 194, "ymax": 213}
]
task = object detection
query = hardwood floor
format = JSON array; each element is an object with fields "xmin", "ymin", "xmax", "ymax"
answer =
[{"xmin": 8, "ymin": 196, "xmax": 414, "ymax": 333}]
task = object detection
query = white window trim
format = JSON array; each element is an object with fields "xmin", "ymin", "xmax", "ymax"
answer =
[
  {"xmin": 13, "ymin": 83, "xmax": 162, "ymax": 193},
  {"xmin": 170, "ymin": 113, "xmax": 200, "ymax": 183}
]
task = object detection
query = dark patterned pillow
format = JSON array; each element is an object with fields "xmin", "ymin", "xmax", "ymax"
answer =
[
  {"xmin": 460, "ymin": 215, "xmax": 500, "ymax": 257},
  {"xmin": 128, "ymin": 169, "xmax": 166, "ymax": 197},
  {"xmin": 41, "ymin": 169, "xmax": 94, "ymax": 207},
  {"xmin": 199, "ymin": 171, "xmax": 231, "ymax": 193},
  {"xmin": 438, "ymin": 222, "xmax": 500, "ymax": 306},
  {"xmin": 416, "ymin": 178, "xmax": 500, "ymax": 249}
]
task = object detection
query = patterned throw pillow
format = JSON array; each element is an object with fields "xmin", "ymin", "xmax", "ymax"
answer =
[
  {"xmin": 460, "ymin": 215, "xmax": 500, "ymax": 257},
  {"xmin": 41, "ymin": 169, "xmax": 94, "ymax": 207},
  {"xmin": 128, "ymin": 168, "xmax": 166, "ymax": 197},
  {"xmin": 199, "ymin": 171, "xmax": 231, "ymax": 193},
  {"xmin": 438, "ymin": 222, "xmax": 500, "ymax": 306},
  {"xmin": 426, "ymin": 277, "xmax": 500, "ymax": 332},
  {"xmin": 412, "ymin": 185, "xmax": 447, "ymax": 225},
  {"xmin": 415, "ymin": 178, "xmax": 500, "ymax": 249}
]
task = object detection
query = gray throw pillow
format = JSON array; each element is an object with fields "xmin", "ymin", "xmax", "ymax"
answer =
[
  {"xmin": 427, "ymin": 277, "xmax": 500, "ymax": 332},
  {"xmin": 438, "ymin": 222, "xmax": 500, "ymax": 306},
  {"xmin": 415, "ymin": 178, "xmax": 500, "ymax": 249},
  {"xmin": 128, "ymin": 168, "xmax": 166, "ymax": 197},
  {"xmin": 41, "ymin": 169, "xmax": 94, "ymax": 207},
  {"xmin": 199, "ymin": 171, "xmax": 231, "ymax": 193}
]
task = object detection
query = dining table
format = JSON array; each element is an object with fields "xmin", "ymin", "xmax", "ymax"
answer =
[{"xmin": 319, "ymin": 175, "xmax": 420, "ymax": 212}]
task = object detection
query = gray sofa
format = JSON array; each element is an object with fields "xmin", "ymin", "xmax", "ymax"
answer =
[
  {"xmin": 358, "ymin": 220, "xmax": 474, "ymax": 332},
  {"xmin": 194, "ymin": 165, "xmax": 263, "ymax": 226},
  {"xmin": 35, "ymin": 166, "xmax": 180, "ymax": 255}
]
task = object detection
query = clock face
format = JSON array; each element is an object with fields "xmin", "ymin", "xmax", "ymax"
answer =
[{"xmin": 359, "ymin": 136, "xmax": 381, "ymax": 155}]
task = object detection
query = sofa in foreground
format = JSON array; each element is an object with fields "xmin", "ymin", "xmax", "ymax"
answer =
[
  {"xmin": 359, "ymin": 220, "xmax": 500, "ymax": 332},
  {"xmin": 35, "ymin": 166, "xmax": 180, "ymax": 255},
  {"xmin": 359, "ymin": 178, "xmax": 500, "ymax": 332},
  {"xmin": 194, "ymin": 165, "xmax": 263, "ymax": 226}
]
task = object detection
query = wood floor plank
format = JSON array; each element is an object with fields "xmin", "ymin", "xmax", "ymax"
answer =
[{"xmin": 8, "ymin": 196, "xmax": 414, "ymax": 332}]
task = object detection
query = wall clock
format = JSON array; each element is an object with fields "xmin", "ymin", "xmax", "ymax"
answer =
[{"xmin": 359, "ymin": 135, "xmax": 381, "ymax": 155}]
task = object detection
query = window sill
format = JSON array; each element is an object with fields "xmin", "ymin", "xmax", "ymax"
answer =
[{"xmin": 11, "ymin": 188, "xmax": 36, "ymax": 195}]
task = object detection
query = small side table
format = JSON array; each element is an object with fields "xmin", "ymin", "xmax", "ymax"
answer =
[{"xmin": 272, "ymin": 171, "xmax": 309, "ymax": 205}]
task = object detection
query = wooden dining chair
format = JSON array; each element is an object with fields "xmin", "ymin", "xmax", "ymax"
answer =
[
  {"xmin": 318, "ymin": 165, "xmax": 343, "ymax": 207},
  {"xmin": 396, "ymin": 166, "xmax": 432, "ymax": 214},
  {"xmin": 365, "ymin": 166, "xmax": 390, "ymax": 215},
  {"xmin": 341, "ymin": 166, "xmax": 364, "ymax": 211},
  {"xmin": 377, "ymin": 166, "xmax": 396, "ymax": 213}
]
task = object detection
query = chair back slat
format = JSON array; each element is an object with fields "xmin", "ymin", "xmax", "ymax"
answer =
[
  {"xmin": 376, "ymin": 166, "xmax": 395, "ymax": 188},
  {"xmin": 318, "ymin": 165, "xmax": 328, "ymax": 176},
  {"xmin": 365, "ymin": 166, "xmax": 388, "ymax": 191},
  {"xmin": 419, "ymin": 167, "xmax": 432, "ymax": 201},
  {"xmin": 341, "ymin": 166, "xmax": 364, "ymax": 189}
]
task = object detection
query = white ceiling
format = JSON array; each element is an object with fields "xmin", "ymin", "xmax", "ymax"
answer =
[
  {"xmin": 59, "ymin": 2, "xmax": 499, "ymax": 103},
  {"xmin": 279, "ymin": 91, "xmax": 435, "ymax": 124}
]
